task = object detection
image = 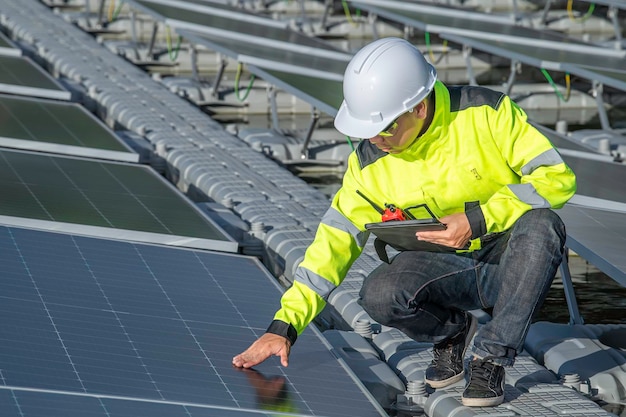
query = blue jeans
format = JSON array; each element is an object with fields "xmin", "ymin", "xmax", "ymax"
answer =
[{"xmin": 358, "ymin": 209, "xmax": 566, "ymax": 366}]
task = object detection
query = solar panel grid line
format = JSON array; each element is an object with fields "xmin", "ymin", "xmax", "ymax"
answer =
[
  {"xmin": 131, "ymin": 247, "xmax": 241, "ymax": 407},
  {"xmin": 72, "ymin": 236, "xmax": 166, "ymax": 398},
  {"xmin": 5, "ymin": 228, "xmax": 89, "ymax": 393}
]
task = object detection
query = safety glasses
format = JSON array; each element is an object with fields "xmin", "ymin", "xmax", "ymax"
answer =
[
  {"xmin": 377, "ymin": 119, "xmax": 399, "ymax": 137},
  {"xmin": 377, "ymin": 108, "xmax": 413, "ymax": 137}
]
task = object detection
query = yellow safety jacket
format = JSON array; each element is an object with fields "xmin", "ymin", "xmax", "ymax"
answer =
[{"xmin": 266, "ymin": 81, "xmax": 577, "ymax": 344}]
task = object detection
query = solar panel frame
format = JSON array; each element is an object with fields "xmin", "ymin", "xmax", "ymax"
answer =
[
  {"xmin": 0, "ymin": 93, "xmax": 139, "ymax": 162},
  {"xmin": 0, "ymin": 225, "xmax": 388, "ymax": 416},
  {"xmin": 0, "ymin": 55, "xmax": 71, "ymax": 101},
  {"xmin": 0, "ymin": 30, "xmax": 21, "ymax": 57},
  {"xmin": 0, "ymin": 149, "xmax": 238, "ymax": 252}
]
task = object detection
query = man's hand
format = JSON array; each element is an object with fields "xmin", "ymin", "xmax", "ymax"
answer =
[
  {"xmin": 232, "ymin": 333, "xmax": 291, "ymax": 368},
  {"xmin": 416, "ymin": 212, "xmax": 472, "ymax": 249}
]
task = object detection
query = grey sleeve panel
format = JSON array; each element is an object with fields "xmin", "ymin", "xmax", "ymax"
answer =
[
  {"xmin": 294, "ymin": 266, "xmax": 337, "ymax": 300},
  {"xmin": 508, "ymin": 184, "xmax": 552, "ymax": 208},
  {"xmin": 266, "ymin": 320, "xmax": 298, "ymax": 346},
  {"xmin": 521, "ymin": 148, "xmax": 564, "ymax": 176},
  {"xmin": 465, "ymin": 202, "xmax": 486, "ymax": 239},
  {"xmin": 321, "ymin": 207, "xmax": 369, "ymax": 247}
]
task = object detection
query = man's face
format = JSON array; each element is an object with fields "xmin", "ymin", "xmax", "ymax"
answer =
[{"xmin": 368, "ymin": 103, "xmax": 427, "ymax": 154}]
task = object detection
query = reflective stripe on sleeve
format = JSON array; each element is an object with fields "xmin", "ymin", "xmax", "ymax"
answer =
[
  {"xmin": 508, "ymin": 183, "xmax": 551, "ymax": 208},
  {"xmin": 294, "ymin": 266, "xmax": 336, "ymax": 300},
  {"xmin": 521, "ymin": 148, "xmax": 564, "ymax": 175},
  {"xmin": 321, "ymin": 207, "xmax": 369, "ymax": 247}
]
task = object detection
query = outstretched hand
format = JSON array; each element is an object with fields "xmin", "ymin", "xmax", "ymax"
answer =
[
  {"xmin": 416, "ymin": 212, "xmax": 472, "ymax": 249},
  {"xmin": 232, "ymin": 333, "xmax": 291, "ymax": 368}
]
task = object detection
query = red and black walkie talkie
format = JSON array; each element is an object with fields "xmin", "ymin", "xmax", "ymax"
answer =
[{"xmin": 356, "ymin": 190, "xmax": 408, "ymax": 222}]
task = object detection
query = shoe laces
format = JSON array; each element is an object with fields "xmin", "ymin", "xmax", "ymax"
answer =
[
  {"xmin": 469, "ymin": 359, "xmax": 500, "ymax": 387},
  {"xmin": 432, "ymin": 341, "xmax": 454, "ymax": 362}
]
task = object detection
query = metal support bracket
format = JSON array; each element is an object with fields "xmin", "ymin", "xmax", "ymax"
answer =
[
  {"xmin": 299, "ymin": 108, "xmax": 320, "ymax": 159},
  {"xmin": 462, "ymin": 45, "xmax": 477, "ymax": 86},
  {"xmin": 504, "ymin": 60, "xmax": 521, "ymax": 96},
  {"xmin": 559, "ymin": 248, "xmax": 584, "ymax": 325},
  {"xmin": 592, "ymin": 80, "xmax": 612, "ymax": 131}
]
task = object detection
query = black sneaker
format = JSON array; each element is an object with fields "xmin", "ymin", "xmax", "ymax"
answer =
[
  {"xmin": 461, "ymin": 358, "xmax": 505, "ymax": 407},
  {"xmin": 425, "ymin": 313, "xmax": 478, "ymax": 388}
]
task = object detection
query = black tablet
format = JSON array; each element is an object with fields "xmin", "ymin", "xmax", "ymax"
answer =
[{"xmin": 365, "ymin": 219, "xmax": 451, "ymax": 252}]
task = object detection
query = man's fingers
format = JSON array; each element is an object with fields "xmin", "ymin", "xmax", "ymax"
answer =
[
  {"xmin": 278, "ymin": 347, "xmax": 290, "ymax": 367},
  {"xmin": 233, "ymin": 349, "xmax": 266, "ymax": 368},
  {"xmin": 233, "ymin": 333, "xmax": 291, "ymax": 368}
]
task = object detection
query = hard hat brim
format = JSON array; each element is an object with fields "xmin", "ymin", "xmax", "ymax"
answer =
[{"xmin": 333, "ymin": 101, "xmax": 395, "ymax": 139}]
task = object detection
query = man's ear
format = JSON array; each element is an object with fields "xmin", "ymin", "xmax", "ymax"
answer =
[{"xmin": 415, "ymin": 100, "xmax": 428, "ymax": 119}]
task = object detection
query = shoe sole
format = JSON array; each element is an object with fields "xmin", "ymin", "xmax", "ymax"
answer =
[
  {"xmin": 461, "ymin": 395, "xmax": 504, "ymax": 407},
  {"xmin": 425, "ymin": 314, "xmax": 479, "ymax": 389},
  {"xmin": 425, "ymin": 371, "xmax": 465, "ymax": 388}
]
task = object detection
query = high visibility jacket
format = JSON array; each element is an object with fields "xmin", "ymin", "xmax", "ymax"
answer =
[{"xmin": 266, "ymin": 81, "xmax": 577, "ymax": 344}]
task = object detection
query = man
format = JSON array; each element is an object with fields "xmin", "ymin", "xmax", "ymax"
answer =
[{"xmin": 233, "ymin": 37, "xmax": 576, "ymax": 407}]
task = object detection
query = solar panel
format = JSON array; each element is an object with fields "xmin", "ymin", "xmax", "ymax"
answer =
[
  {"xmin": 0, "ymin": 93, "xmax": 138, "ymax": 162},
  {"xmin": 0, "ymin": 55, "xmax": 71, "ymax": 100},
  {"xmin": 130, "ymin": 0, "xmax": 338, "ymax": 51},
  {"xmin": 558, "ymin": 204, "xmax": 626, "ymax": 287},
  {"xmin": 0, "ymin": 149, "xmax": 237, "ymax": 252},
  {"xmin": 0, "ymin": 225, "xmax": 386, "ymax": 416},
  {"xmin": 246, "ymin": 66, "xmax": 343, "ymax": 116},
  {"xmin": 179, "ymin": 30, "xmax": 348, "ymax": 79}
]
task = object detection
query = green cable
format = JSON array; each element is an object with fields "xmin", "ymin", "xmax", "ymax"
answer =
[
  {"xmin": 235, "ymin": 63, "xmax": 255, "ymax": 102},
  {"xmin": 345, "ymin": 136, "xmax": 355, "ymax": 151},
  {"xmin": 540, "ymin": 68, "xmax": 570, "ymax": 102},
  {"xmin": 567, "ymin": 0, "xmax": 595, "ymax": 22},
  {"xmin": 165, "ymin": 26, "xmax": 182, "ymax": 61},
  {"xmin": 111, "ymin": 0, "xmax": 124, "ymax": 22}
]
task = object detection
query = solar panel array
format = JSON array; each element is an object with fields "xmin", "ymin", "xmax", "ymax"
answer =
[
  {"xmin": 126, "ymin": 0, "xmax": 349, "ymax": 116},
  {"xmin": 0, "ymin": 225, "xmax": 386, "ymax": 416}
]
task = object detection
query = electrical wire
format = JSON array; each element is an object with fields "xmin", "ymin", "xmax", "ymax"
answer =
[
  {"xmin": 567, "ymin": 0, "xmax": 595, "ymax": 22},
  {"xmin": 424, "ymin": 32, "xmax": 448, "ymax": 65},
  {"xmin": 341, "ymin": 0, "xmax": 361, "ymax": 26},
  {"xmin": 541, "ymin": 68, "xmax": 571, "ymax": 102},
  {"xmin": 165, "ymin": 26, "xmax": 182, "ymax": 62},
  {"xmin": 235, "ymin": 63, "xmax": 255, "ymax": 102},
  {"xmin": 107, "ymin": 0, "xmax": 124, "ymax": 22}
]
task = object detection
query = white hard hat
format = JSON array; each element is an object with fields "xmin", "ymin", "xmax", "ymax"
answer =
[{"xmin": 334, "ymin": 37, "xmax": 437, "ymax": 138}]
